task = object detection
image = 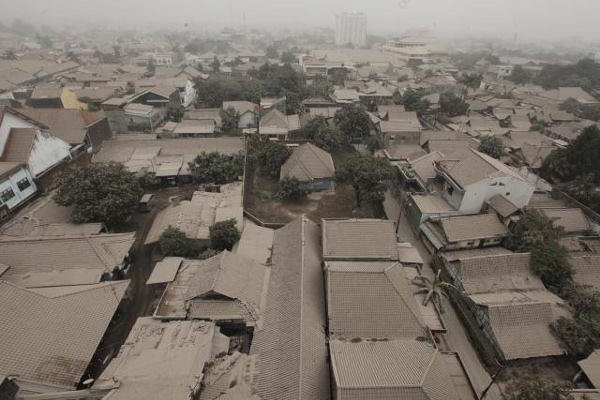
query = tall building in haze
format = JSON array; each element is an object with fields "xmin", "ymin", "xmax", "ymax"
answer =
[{"xmin": 335, "ymin": 13, "xmax": 367, "ymax": 47}]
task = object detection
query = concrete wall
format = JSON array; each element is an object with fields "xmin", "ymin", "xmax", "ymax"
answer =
[
  {"xmin": 28, "ymin": 131, "xmax": 71, "ymax": 178},
  {"xmin": 239, "ymin": 112, "xmax": 255, "ymax": 128},
  {"xmin": 87, "ymin": 118, "xmax": 112, "ymax": 151}
]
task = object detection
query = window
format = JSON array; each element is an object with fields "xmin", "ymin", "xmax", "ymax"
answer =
[
  {"xmin": 447, "ymin": 185, "xmax": 454, "ymax": 195},
  {"xmin": 16, "ymin": 178, "xmax": 30, "ymax": 191},
  {"xmin": 0, "ymin": 188, "xmax": 15, "ymax": 203},
  {"xmin": 505, "ymin": 192, "xmax": 511, "ymax": 196}
]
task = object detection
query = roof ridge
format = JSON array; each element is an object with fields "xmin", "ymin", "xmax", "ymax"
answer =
[
  {"xmin": 298, "ymin": 215, "xmax": 306, "ymax": 397},
  {"xmin": 419, "ymin": 347, "xmax": 439, "ymax": 386},
  {"xmin": 383, "ymin": 263, "xmax": 424, "ymax": 328}
]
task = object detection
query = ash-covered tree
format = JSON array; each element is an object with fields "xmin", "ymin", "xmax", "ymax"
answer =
[
  {"xmin": 279, "ymin": 176, "xmax": 305, "ymax": 200},
  {"xmin": 335, "ymin": 153, "xmax": 394, "ymax": 208},
  {"xmin": 166, "ymin": 104, "xmax": 184, "ymax": 122},
  {"xmin": 209, "ymin": 219, "xmax": 241, "ymax": 251},
  {"xmin": 509, "ymin": 378, "xmax": 574, "ymax": 400},
  {"xmin": 399, "ymin": 88, "xmax": 431, "ymax": 115},
  {"xmin": 509, "ymin": 65, "xmax": 534, "ymax": 85},
  {"xmin": 210, "ymin": 56, "xmax": 221, "ymax": 73},
  {"xmin": 159, "ymin": 226, "xmax": 200, "ymax": 257},
  {"xmin": 302, "ymin": 116, "xmax": 343, "ymax": 152},
  {"xmin": 506, "ymin": 209, "xmax": 572, "ymax": 291},
  {"xmin": 478, "ymin": 135, "xmax": 506, "ymax": 159},
  {"xmin": 220, "ymin": 106, "xmax": 240, "ymax": 132},
  {"xmin": 439, "ymin": 92, "xmax": 469, "ymax": 117},
  {"xmin": 333, "ymin": 105, "xmax": 371, "ymax": 142},
  {"xmin": 54, "ymin": 162, "xmax": 142, "ymax": 228},
  {"xmin": 280, "ymin": 50, "xmax": 295, "ymax": 64},
  {"xmin": 189, "ymin": 151, "xmax": 244, "ymax": 184},
  {"xmin": 257, "ymin": 141, "xmax": 292, "ymax": 177}
]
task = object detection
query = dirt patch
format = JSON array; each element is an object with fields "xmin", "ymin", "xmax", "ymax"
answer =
[{"xmin": 496, "ymin": 358, "xmax": 579, "ymax": 398}]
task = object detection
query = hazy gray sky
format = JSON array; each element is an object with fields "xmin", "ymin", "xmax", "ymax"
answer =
[{"xmin": 3, "ymin": 0, "xmax": 600, "ymax": 42}]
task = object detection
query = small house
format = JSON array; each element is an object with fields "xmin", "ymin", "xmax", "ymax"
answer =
[{"xmin": 280, "ymin": 143, "xmax": 335, "ymax": 191}]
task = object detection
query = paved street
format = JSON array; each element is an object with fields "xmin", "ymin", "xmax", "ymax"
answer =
[{"xmin": 397, "ymin": 205, "xmax": 502, "ymax": 400}]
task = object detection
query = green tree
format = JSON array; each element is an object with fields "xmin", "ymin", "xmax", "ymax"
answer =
[
  {"xmin": 334, "ymin": 105, "xmax": 371, "ymax": 141},
  {"xmin": 478, "ymin": 135, "xmax": 506, "ymax": 159},
  {"xmin": 439, "ymin": 92, "xmax": 469, "ymax": 117},
  {"xmin": 335, "ymin": 154, "xmax": 394, "ymax": 207},
  {"xmin": 509, "ymin": 378, "xmax": 574, "ymax": 400},
  {"xmin": 458, "ymin": 73, "xmax": 482, "ymax": 91},
  {"xmin": 166, "ymin": 104, "xmax": 184, "ymax": 122},
  {"xmin": 199, "ymin": 248, "xmax": 220, "ymax": 260},
  {"xmin": 146, "ymin": 58, "xmax": 156, "ymax": 74},
  {"xmin": 265, "ymin": 44, "xmax": 279, "ymax": 60},
  {"xmin": 210, "ymin": 56, "xmax": 221, "ymax": 73},
  {"xmin": 530, "ymin": 119, "xmax": 549, "ymax": 131},
  {"xmin": 399, "ymin": 88, "xmax": 431, "ymax": 115},
  {"xmin": 257, "ymin": 141, "xmax": 292, "ymax": 177},
  {"xmin": 279, "ymin": 176, "xmax": 305, "ymax": 200},
  {"xmin": 412, "ymin": 270, "xmax": 455, "ymax": 313},
  {"xmin": 159, "ymin": 226, "xmax": 200, "ymax": 257},
  {"xmin": 189, "ymin": 151, "xmax": 244, "ymax": 184},
  {"xmin": 54, "ymin": 163, "xmax": 142, "ymax": 228},
  {"xmin": 209, "ymin": 219, "xmax": 241, "ymax": 250},
  {"xmin": 509, "ymin": 65, "xmax": 534, "ymax": 85},
  {"xmin": 220, "ymin": 106, "xmax": 240, "ymax": 132},
  {"xmin": 330, "ymin": 69, "xmax": 348, "ymax": 86}
]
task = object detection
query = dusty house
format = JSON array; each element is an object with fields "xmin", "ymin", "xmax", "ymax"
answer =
[
  {"xmin": 146, "ymin": 183, "xmax": 243, "ymax": 245},
  {"xmin": 153, "ymin": 250, "xmax": 267, "ymax": 327},
  {"xmin": 101, "ymin": 98, "xmax": 163, "ymax": 133},
  {"xmin": 432, "ymin": 148, "xmax": 535, "ymax": 214},
  {"xmin": 222, "ymin": 100, "xmax": 257, "ymax": 128},
  {"xmin": 28, "ymin": 86, "xmax": 87, "ymax": 110},
  {"xmin": 280, "ymin": 143, "xmax": 335, "ymax": 191},
  {"xmin": 94, "ymin": 318, "xmax": 229, "ymax": 400},
  {"xmin": 199, "ymin": 216, "xmax": 331, "ymax": 399},
  {"xmin": 442, "ymin": 252, "xmax": 567, "ymax": 360},
  {"xmin": 0, "ymin": 162, "xmax": 36, "ymax": 217},
  {"xmin": 259, "ymin": 108, "xmax": 300, "ymax": 140},
  {"xmin": 540, "ymin": 207, "xmax": 590, "ymax": 235},
  {"xmin": 421, "ymin": 213, "xmax": 509, "ymax": 252},
  {"xmin": 21, "ymin": 108, "xmax": 112, "ymax": 153},
  {"xmin": 0, "ymin": 280, "xmax": 129, "ymax": 391},
  {"xmin": 129, "ymin": 85, "xmax": 181, "ymax": 109}
]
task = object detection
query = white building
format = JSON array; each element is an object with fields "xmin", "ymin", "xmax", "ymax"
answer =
[{"xmin": 335, "ymin": 12, "xmax": 367, "ymax": 47}]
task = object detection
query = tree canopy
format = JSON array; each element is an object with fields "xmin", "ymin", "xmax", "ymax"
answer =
[
  {"xmin": 509, "ymin": 378, "xmax": 574, "ymax": 400},
  {"xmin": 509, "ymin": 65, "xmax": 534, "ymax": 85},
  {"xmin": 333, "ymin": 105, "xmax": 372, "ymax": 141},
  {"xmin": 189, "ymin": 151, "xmax": 244, "ymax": 184},
  {"xmin": 302, "ymin": 116, "xmax": 343, "ymax": 152},
  {"xmin": 54, "ymin": 162, "xmax": 141, "ymax": 228},
  {"xmin": 220, "ymin": 106, "xmax": 241, "ymax": 132},
  {"xmin": 209, "ymin": 219, "xmax": 241, "ymax": 251},
  {"xmin": 561, "ymin": 98, "xmax": 600, "ymax": 121},
  {"xmin": 478, "ymin": 135, "xmax": 506, "ymax": 159},
  {"xmin": 335, "ymin": 153, "xmax": 394, "ymax": 207},
  {"xmin": 399, "ymin": 88, "xmax": 431, "ymax": 115},
  {"xmin": 257, "ymin": 140, "xmax": 291, "ymax": 177},
  {"xmin": 159, "ymin": 226, "xmax": 200, "ymax": 257},
  {"xmin": 279, "ymin": 176, "xmax": 305, "ymax": 200},
  {"xmin": 439, "ymin": 92, "xmax": 469, "ymax": 117}
]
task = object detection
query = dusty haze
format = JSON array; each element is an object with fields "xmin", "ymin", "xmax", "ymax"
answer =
[{"xmin": 2, "ymin": 0, "xmax": 600, "ymax": 42}]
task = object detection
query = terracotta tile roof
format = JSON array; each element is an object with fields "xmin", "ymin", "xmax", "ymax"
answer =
[
  {"xmin": 281, "ymin": 143, "xmax": 335, "ymax": 182},
  {"xmin": 326, "ymin": 261, "xmax": 425, "ymax": 339},
  {"xmin": 0, "ymin": 128, "xmax": 36, "ymax": 163},
  {"xmin": 0, "ymin": 280, "xmax": 129, "ymax": 388},
  {"xmin": 436, "ymin": 148, "xmax": 525, "ymax": 189},
  {"xmin": 20, "ymin": 108, "xmax": 105, "ymax": 145},
  {"xmin": 322, "ymin": 219, "xmax": 399, "ymax": 261},
  {"xmin": 250, "ymin": 216, "xmax": 330, "ymax": 400},
  {"xmin": 488, "ymin": 194, "xmax": 520, "ymax": 218},
  {"xmin": 0, "ymin": 233, "xmax": 135, "ymax": 279},
  {"xmin": 541, "ymin": 208, "xmax": 589, "ymax": 233},
  {"xmin": 330, "ymin": 340, "xmax": 461, "ymax": 399},
  {"xmin": 436, "ymin": 213, "xmax": 508, "ymax": 243}
]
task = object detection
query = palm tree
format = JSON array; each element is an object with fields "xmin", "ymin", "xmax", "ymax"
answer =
[{"xmin": 412, "ymin": 270, "xmax": 456, "ymax": 313}]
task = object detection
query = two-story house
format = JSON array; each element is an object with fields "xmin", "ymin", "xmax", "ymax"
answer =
[{"xmin": 432, "ymin": 148, "xmax": 534, "ymax": 214}]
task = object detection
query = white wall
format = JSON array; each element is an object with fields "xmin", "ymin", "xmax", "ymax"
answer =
[
  {"xmin": 0, "ymin": 112, "xmax": 38, "ymax": 155},
  {"xmin": 182, "ymin": 79, "xmax": 197, "ymax": 108},
  {"xmin": 239, "ymin": 112, "xmax": 255, "ymax": 129},
  {"xmin": 28, "ymin": 131, "xmax": 71, "ymax": 178},
  {"xmin": 457, "ymin": 174, "xmax": 534, "ymax": 214},
  {"xmin": 0, "ymin": 167, "xmax": 37, "ymax": 210}
]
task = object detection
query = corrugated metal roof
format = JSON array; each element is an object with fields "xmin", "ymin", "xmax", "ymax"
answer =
[
  {"xmin": 280, "ymin": 143, "xmax": 335, "ymax": 182},
  {"xmin": 437, "ymin": 213, "xmax": 508, "ymax": 243},
  {"xmin": 146, "ymin": 257, "xmax": 183, "ymax": 285},
  {"xmin": 488, "ymin": 194, "xmax": 519, "ymax": 218},
  {"xmin": 541, "ymin": 208, "xmax": 589, "ymax": 233}
]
